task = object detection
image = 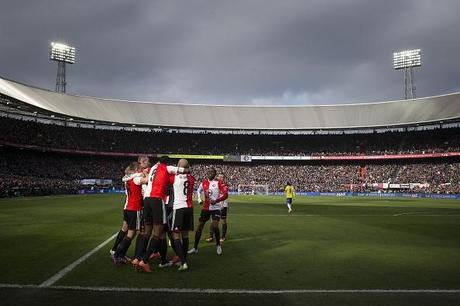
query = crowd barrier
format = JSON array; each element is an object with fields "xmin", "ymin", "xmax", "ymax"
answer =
[
  {"xmin": 78, "ymin": 189, "xmax": 460, "ymax": 199},
  {"xmin": 232, "ymin": 191, "xmax": 460, "ymax": 200}
]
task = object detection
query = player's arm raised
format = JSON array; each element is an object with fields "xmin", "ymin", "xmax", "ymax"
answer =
[
  {"xmin": 166, "ymin": 165, "xmax": 190, "ymax": 174},
  {"xmin": 133, "ymin": 175, "xmax": 144, "ymax": 185},
  {"xmin": 138, "ymin": 173, "xmax": 149, "ymax": 185}
]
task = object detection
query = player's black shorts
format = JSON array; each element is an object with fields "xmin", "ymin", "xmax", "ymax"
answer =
[
  {"xmin": 221, "ymin": 206, "xmax": 228, "ymax": 220},
  {"xmin": 199, "ymin": 209, "xmax": 221, "ymax": 222},
  {"xmin": 123, "ymin": 209, "xmax": 143, "ymax": 231},
  {"xmin": 143, "ymin": 197, "xmax": 166, "ymax": 225},
  {"xmin": 286, "ymin": 198, "xmax": 293, "ymax": 204},
  {"xmin": 171, "ymin": 207, "xmax": 194, "ymax": 231}
]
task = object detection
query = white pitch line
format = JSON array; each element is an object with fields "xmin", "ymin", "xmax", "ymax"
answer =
[
  {"xmin": 393, "ymin": 212, "xmax": 422, "ymax": 216},
  {"xmin": 38, "ymin": 233, "xmax": 117, "ymax": 287},
  {"xmin": 1, "ymin": 283, "xmax": 460, "ymax": 294},
  {"xmin": 231, "ymin": 214, "xmax": 460, "ymax": 217}
]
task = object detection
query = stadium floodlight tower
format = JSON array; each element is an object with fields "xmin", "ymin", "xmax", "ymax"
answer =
[
  {"xmin": 393, "ymin": 49, "xmax": 421, "ymax": 100},
  {"xmin": 49, "ymin": 42, "xmax": 76, "ymax": 93}
]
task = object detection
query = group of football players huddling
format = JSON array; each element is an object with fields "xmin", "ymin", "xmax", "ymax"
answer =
[{"xmin": 110, "ymin": 155, "xmax": 229, "ymax": 272}]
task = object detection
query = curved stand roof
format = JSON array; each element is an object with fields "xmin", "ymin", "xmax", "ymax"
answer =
[{"xmin": 1, "ymin": 76, "xmax": 459, "ymax": 130}]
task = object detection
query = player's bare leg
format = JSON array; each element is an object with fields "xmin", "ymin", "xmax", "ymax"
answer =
[{"xmin": 111, "ymin": 221, "xmax": 128, "ymax": 256}]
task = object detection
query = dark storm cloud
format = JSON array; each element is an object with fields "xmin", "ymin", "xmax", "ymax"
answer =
[{"xmin": 1, "ymin": 0, "xmax": 459, "ymax": 105}]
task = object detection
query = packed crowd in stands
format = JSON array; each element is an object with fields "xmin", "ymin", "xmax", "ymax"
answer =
[
  {"xmin": 0, "ymin": 149, "xmax": 126, "ymax": 197},
  {"xmin": 191, "ymin": 163, "xmax": 460, "ymax": 194},
  {"xmin": 1, "ymin": 117, "xmax": 459, "ymax": 155},
  {"xmin": 0, "ymin": 175, "xmax": 79, "ymax": 197},
  {"xmin": 1, "ymin": 148, "xmax": 458, "ymax": 197}
]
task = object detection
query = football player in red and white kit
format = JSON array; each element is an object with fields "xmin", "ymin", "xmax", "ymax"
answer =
[
  {"xmin": 169, "ymin": 159, "xmax": 195, "ymax": 271},
  {"xmin": 111, "ymin": 162, "xmax": 144, "ymax": 265},
  {"xmin": 206, "ymin": 173, "xmax": 230, "ymax": 243},
  {"xmin": 137, "ymin": 156, "xmax": 189, "ymax": 273},
  {"xmin": 131, "ymin": 156, "xmax": 153, "ymax": 266},
  {"xmin": 188, "ymin": 168, "xmax": 228, "ymax": 255},
  {"xmin": 217, "ymin": 173, "xmax": 230, "ymax": 242}
]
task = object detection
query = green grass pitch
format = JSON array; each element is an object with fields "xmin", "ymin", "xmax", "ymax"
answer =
[{"xmin": 1, "ymin": 194, "xmax": 460, "ymax": 305}]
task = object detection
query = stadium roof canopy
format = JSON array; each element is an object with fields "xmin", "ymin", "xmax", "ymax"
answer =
[{"xmin": 1, "ymin": 76, "xmax": 459, "ymax": 131}]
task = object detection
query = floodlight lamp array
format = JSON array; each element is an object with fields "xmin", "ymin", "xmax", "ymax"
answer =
[
  {"xmin": 393, "ymin": 49, "xmax": 421, "ymax": 70},
  {"xmin": 50, "ymin": 42, "xmax": 76, "ymax": 64}
]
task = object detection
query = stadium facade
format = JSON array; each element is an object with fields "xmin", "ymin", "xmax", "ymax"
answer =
[{"xmin": 0, "ymin": 76, "xmax": 459, "ymax": 198}]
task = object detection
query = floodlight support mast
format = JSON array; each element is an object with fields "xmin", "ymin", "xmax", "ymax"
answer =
[
  {"xmin": 404, "ymin": 66, "xmax": 416, "ymax": 99},
  {"xmin": 49, "ymin": 42, "xmax": 75, "ymax": 94},
  {"xmin": 55, "ymin": 61, "xmax": 67, "ymax": 93},
  {"xmin": 393, "ymin": 49, "xmax": 421, "ymax": 100}
]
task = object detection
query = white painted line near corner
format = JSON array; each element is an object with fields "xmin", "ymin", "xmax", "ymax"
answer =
[
  {"xmin": 38, "ymin": 233, "xmax": 117, "ymax": 287},
  {"xmin": 1, "ymin": 283, "xmax": 460, "ymax": 294}
]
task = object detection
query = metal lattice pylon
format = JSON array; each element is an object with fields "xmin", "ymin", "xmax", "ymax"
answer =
[
  {"xmin": 55, "ymin": 61, "xmax": 67, "ymax": 93},
  {"xmin": 404, "ymin": 66, "xmax": 416, "ymax": 99}
]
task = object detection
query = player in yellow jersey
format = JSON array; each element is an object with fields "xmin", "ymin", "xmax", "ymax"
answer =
[{"xmin": 284, "ymin": 182, "xmax": 295, "ymax": 213}]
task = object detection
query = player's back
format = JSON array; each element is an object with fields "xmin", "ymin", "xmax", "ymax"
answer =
[
  {"xmin": 123, "ymin": 173, "xmax": 143, "ymax": 211},
  {"xmin": 171, "ymin": 173, "xmax": 195, "ymax": 209},
  {"xmin": 144, "ymin": 162, "xmax": 170, "ymax": 199},
  {"xmin": 150, "ymin": 163, "xmax": 169, "ymax": 198},
  {"xmin": 285, "ymin": 185, "xmax": 294, "ymax": 198}
]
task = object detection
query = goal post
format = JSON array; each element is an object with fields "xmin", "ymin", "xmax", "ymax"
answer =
[{"xmin": 237, "ymin": 184, "xmax": 269, "ymax": 195}]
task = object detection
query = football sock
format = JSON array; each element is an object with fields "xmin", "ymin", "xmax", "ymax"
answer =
[
  {"xmin": 213, "ymin": 225, "xmax": 221, "ymax": 246},
  {"xmin": 115, "ymin": 236, "xmax": 132, "ymax": 258},
  {"xmin": 287, "ymin": 203, "xmax": 292, "ymax": 210},
  {"xmin": 143, "ymin": 237, "xmax": 158, "ymax": 262},
  {"xmin": 194, "ymin": 227, "xmax": 203, "ymax": 249},
  {"xmin": 173, "ymin": 239, "xmax": 186, "ymax": 264},
  {"xmin": 160, "ymin": 238, "xmax": 167, "ymax": 263},
  {"xmin": 169, "ymin": 236, "xmax": 177, "ymax": 253},
  {"xmin": 134, "ymin": 234, "xmax": 144, "ymax": 259},
  {"xmin": 138, "ymin": 235, "xmax": 151, "ymax": 262},
  {"xmin": 209, "ymin": 224, "xmax": 213, "ymax": 239},
  {"xmin": 222, "ymin": 223, "xmax": 228, "ymax": 239},
  {"xmin": 182, "ymin": 237, "xmax": 189, "ymax": 261},
  {"xmin": 112, "ymin": 230, "xmax": 126, "ymax": 251}
]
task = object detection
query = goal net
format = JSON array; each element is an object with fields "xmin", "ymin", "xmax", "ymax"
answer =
[{"xmin": 237, "ymin": 184, "xmax": 269, "ymax": 195}]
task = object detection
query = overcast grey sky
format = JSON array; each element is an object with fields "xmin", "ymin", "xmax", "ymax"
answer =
[{"xmin": 1, "ymin": 0, "xmax": 459, "ymax": 105}]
